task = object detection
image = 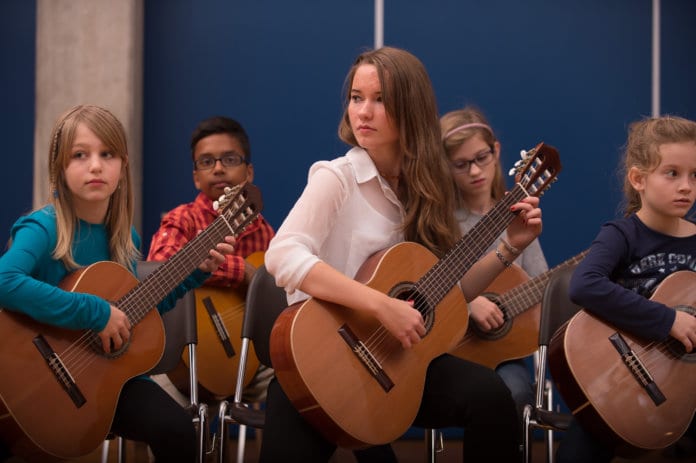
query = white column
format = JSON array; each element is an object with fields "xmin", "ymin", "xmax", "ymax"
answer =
[
  {"xmin": 34, "ymin": 0, "xmax": 144, "ymax": 231},
  {"xmin": 374, "ymin": 0, "xmax": 384, "ymax": 49}
]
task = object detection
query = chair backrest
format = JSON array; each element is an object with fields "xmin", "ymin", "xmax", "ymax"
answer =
[
  {"xmin": 243, "ymin": 264, "xmax": 288, "ymax": 367},
  {"xmin": 538, "ymin": 264, "xmax": 584, "ymax": 346},
  {"xmin": 136, "ymin": 260, "xmax": 198, "ymax": 375}
]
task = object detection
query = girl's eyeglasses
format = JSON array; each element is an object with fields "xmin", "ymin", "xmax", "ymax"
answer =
[{"xmin": 450, "ymin": 149, "xmax": 494, "ymax": 174}]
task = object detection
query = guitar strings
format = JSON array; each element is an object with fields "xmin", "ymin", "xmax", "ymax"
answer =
[
  {"xmin": 453, "ymin": 251, "xmax": 590, "ymax": 351},
  {"xmin": 579, "ymin": 332, "xmax": 683, "ymax": 396},
  {"xmin": 362, "ymin": 185, "xmax": 527, "ymax": 365},
  {"xmin": 307, "ymin": 158, "xmax": 552, "ymax": 374},
  {"xmin": 217, "ymin": 302, "xmax": 245, "ymax": 323}
]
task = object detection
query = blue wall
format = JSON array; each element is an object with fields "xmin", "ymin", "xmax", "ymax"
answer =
[
  {"xmin": 0, "ymin": 0, "xmax": 36, "ymax": 248},
  {"xmin": 139, "ymin": 0, "xmax": 696, "ymax": 271},
  {"xmin": 142, "ymin": 0, "xmax": 374, "ymax": 250}
]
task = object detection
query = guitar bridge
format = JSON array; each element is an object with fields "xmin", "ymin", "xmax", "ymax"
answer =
[
  {"xmin": 33, "ymin": 334, "xmax": 86, "ymax": 408},
  {"xmin": 609, "ymin": 332, "xmax": 666, "ymax": 406},
  {"xmin": 202, "ymin": 296, "xmax": 235, "ymax": 358},
  {"xmin": 338, "ymin": 324, "xmax": 394, "ymax": 392}
]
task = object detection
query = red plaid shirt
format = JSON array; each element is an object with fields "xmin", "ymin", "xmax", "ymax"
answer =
[{"xmin": 147, "ymin": 192, "xmax": 275, "ymax": 288}]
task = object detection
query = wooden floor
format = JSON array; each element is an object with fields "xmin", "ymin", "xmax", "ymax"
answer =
[{"xmin": 7, "ymin": 432, "xmax": 689, "ymax": 463}]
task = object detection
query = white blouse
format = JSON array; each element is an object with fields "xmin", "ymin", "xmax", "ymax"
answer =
[{"xmin": 265, "ymin": 147, "xmax": 405, "ymax": 305}]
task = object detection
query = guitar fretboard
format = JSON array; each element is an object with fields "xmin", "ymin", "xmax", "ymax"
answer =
[
  {"xmin": 417, "ymin": 183, "xmax": 527, "ymax": 309},
  {"xmin": 499, "ymin": 249, "xmax": 589, "ymax": 318},
  {"xmin": 116, "ymin": 189, "xmax": 259, "ymax": 325}
]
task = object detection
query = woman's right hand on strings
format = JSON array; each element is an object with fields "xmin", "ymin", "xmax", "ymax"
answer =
[
  {"xmin": 98, "ymin": 305, "xmax": 132, "ymax": 353},
  {"xmin": 375, "ymin": 295, "xmax": 426, "ymax": 349}
]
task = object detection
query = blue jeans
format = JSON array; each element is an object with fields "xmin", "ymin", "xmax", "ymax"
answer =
[{"xmin": 496, "ymin": 358, "xmax": 534, "ymax": 418}]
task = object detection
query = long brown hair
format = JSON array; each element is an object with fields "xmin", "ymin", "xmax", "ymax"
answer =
[
  {"xmin": 338, "ymin": 47, "xmax": 459, "ymax": 256},
  {"xmin": 48, "ymin": 104, "xmax": 139, "ymax": 269}
]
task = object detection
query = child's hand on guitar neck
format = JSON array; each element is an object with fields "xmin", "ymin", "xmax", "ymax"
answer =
[
  {"xmin": 198, "ymin": 235, "xmax": 236, "ymax": 273},
  {"xmin": 670, "ymin": 310, "xmax": 696, "ymax": 353}
]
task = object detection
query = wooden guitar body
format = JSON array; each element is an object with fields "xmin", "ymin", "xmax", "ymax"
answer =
[
  {"xmin": 451, "ymin": 250, "xmax": 588, "ymax": 368},
  {"xmin": 451, "ymin": 264, "xmax": 535, "ymax": 368},
  {"xmin": 271, "ymin": 242, "xmax": 469, "ymax": 447},
  {"xmin": 549, "ymin": 271, "xmax": 696, "ymax": 454},
  {"xmin": 169, "ymin": 252, "xmax": 265, "ymax": 400},
  {"xmin": 0, "ymin": 263, "xmax": 163, "ymax": 461}
]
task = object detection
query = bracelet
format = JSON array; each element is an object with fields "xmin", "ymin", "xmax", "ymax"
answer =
[
  {"xmin": 495, "ymin": 249, "xmax": 512, "ymax": 268},
  {"xmin": 500, "ymin": 238, "xmax": 521, "ymax": 256}
]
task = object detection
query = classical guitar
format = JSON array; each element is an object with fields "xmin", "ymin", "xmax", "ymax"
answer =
[
  {"xmin": 451, "ymin": 249, "xmax": 588, "ymax": 368},
  {"xmin": 173, "ymin": 251, "xmax": 265, "ymax": 400},
  {"xmin": 0, "ymin": 184, "xmax": 262, "ymax": 462},
  {"xmin": 548, "ymin": 271, "xmax": 696, "ymax": 454},
  {"xmin": 270, "ymin": 143, "xmax": 561, "ymax": 448}
]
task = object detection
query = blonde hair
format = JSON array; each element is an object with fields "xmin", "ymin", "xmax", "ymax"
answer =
[
  {"xmin": 440, "ymin": 106, "xmax": 506, "ymax": 207},
  {"xmin": 621, "ymin": 115, "xmax": 696, "ymax": 216},
  {"xmin": 48, "ymin": 105, "xmax": 139, "ymax": 269},
  {"xmin": 338, "ymin": 47, "xmax": 459, "ymax": 256}
]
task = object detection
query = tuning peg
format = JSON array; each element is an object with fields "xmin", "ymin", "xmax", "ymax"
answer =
[{"xmin": 519, "ymin": 149, "xmax": 528, "ymax": 158}]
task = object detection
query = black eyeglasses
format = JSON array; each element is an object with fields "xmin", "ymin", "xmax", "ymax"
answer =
[
  {"xmin": 450, "ymin": 149, "xmax": 494, "ymax": 174},
  {"xmin": 194, "ymin": 153, "xmax": 247, "ymax": 171}
]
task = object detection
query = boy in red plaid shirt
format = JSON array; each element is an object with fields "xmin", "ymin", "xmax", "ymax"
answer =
[
  {"xmin": 148, "ymin": 116, "xmax": 275, "ymax": 402},
  {"xmin": 148, "ymin": 116, "xmax": 274, "ymax": 285}
]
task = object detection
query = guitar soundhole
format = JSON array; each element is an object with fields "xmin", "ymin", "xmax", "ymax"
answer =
[
  {"xmin": 389, "ymin": 283, "xmax": 434, "ymax": 335},
  {"xmin": 468, "ymin": 293, "xmax": 513, "ymax": 341},
  {"xmin": 668, "ymin": 305, "xmax": 696, "ymax": 363}
]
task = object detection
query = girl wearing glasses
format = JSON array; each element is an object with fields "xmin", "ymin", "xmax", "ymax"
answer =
[
  {"xmin": 262, "ymin": 47, "xmax": 543, "ymax": 462},
  {"xmin": 440, "ymin": 106, "xmax": 548, "ymax": 420}
]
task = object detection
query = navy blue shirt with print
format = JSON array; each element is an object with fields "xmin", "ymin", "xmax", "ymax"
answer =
[{"xmin": 569, "ymin": 214, "xmax": 696, "ymax": 341}]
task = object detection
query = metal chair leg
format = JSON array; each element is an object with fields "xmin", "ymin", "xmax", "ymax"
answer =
[
  {"xmin": 425, "ymin": 428, "xmax": 443, "ymax": 462},
  {"xmin": 100, "ymin": 439, "xmax": 110, "ymax": 463},
  {"xmin": 236, "ymin": 424, "xmax": 247, "ymax": 463},
  {"xmin": 218, "ymin": 400, "xmax": 229, "ymax": 463},
  {"xmin": 117, "ymin": 436, "xmax": 125, "ymax": 463}
]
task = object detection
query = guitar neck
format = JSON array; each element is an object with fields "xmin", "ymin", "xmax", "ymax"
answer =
[
  {"xmin": 417, "ymin": 183, "xmax": 527, "ymax": 307},
  {"xmin": 498, "ymin": 249, "xmax": 590, "ymax": 318},
  {"xmin": 116, "ymin": 209, "xmax": 248, "ymax": 325}
]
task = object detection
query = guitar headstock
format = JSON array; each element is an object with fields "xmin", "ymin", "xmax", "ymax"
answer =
[
  {"xmin": 508, "ymin": 142, "xmax": 561, "ymax": 197},
  {"xmin": 213, "ymin": 183, "xmax": 264, "ymax": 234}
]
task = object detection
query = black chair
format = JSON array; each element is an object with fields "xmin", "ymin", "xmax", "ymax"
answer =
[
  {"xmin": 216, "ymin": 264, "xmax": 288, "ymax": 463},
  {"xmin": 522, "ymin": 264, "xmax": 582, "ymax": 463},
  {"xmin": 101, "ymin": 261, "xmax": 210, "ymax": 463}
]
